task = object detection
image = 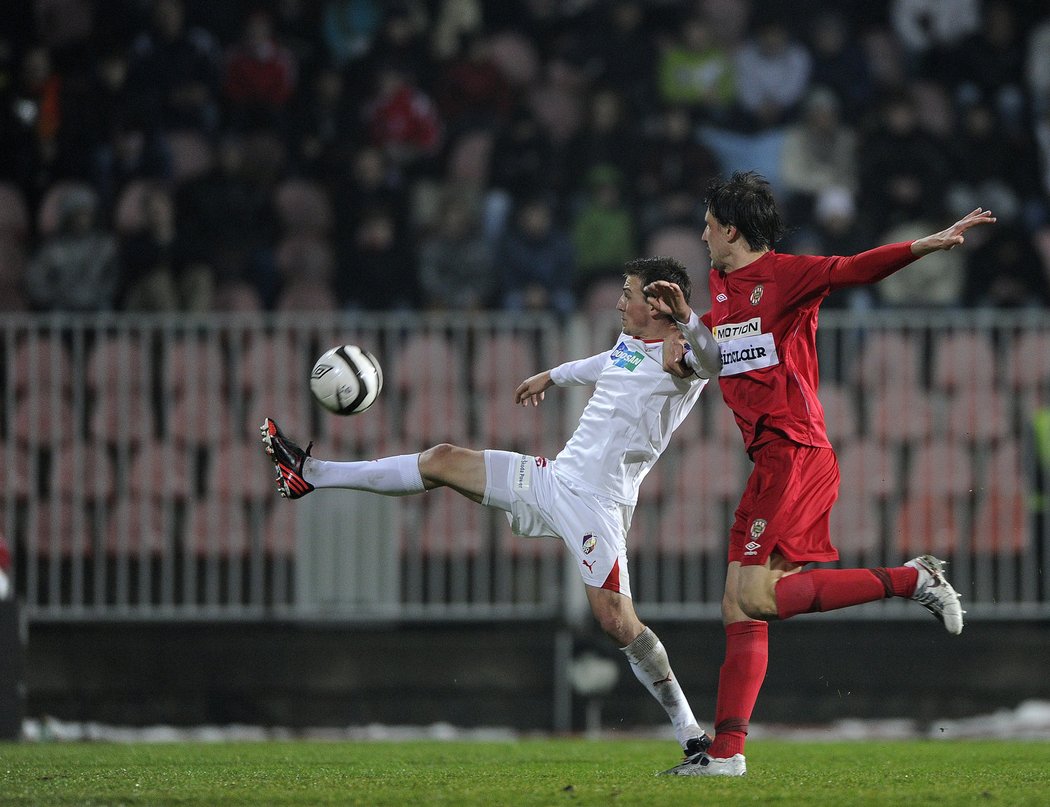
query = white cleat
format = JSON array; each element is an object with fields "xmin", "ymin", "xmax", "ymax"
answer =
[
  {"xmin": 660, "ymin": 753, "xmax": 746, "ymax": 777},
  {"xmin": 906, "ymin": 554, "xmax": 965, "ymax": 635}
]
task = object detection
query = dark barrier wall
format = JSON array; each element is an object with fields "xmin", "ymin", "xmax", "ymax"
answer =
[
  {"xmin": 0, "ymin": 601, "xmax": 25, "ymax": 739},
  {"xmin": 22, "ymin": 620, "xmax": 1050, "ymax": 732}
]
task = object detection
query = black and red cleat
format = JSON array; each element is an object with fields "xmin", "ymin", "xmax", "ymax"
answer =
[{"xmin": 260, "ymin": 417, "xmax": 315, "ymax": 499}]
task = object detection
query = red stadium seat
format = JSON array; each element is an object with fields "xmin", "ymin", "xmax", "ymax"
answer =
[
  {"xmin": 419, "ymin": 489, "xmax": 486, "ymax": 556},
  {"xmin": 895, "ymin": 493, "xmax": 967, "ymax": 558},
  {"xmin": 89, "ymin": 391, "xmax": 155, "ymax": 448},
  {"xmin": 836, "ymin": 437, "xmax": 897, "ymax": 498},
  {"xmin": 906, "ymin": 439, "xmax": 975, "ymax": 496},
  {"xmin": 104, "ymin": 497, "xmax": 173, "ymax": 556},
  {"xmin": 49, "ymin": 442, "xmax": 116, "ymax": 501},
  {"xmin": 127, "ymin": 440, "xmax": 195, "ymax": 502},
  {"xmin": 932, "ymin": 331, "xmax": 996, "ymax": 393},
  {"xmin": 13, "ymin": 396, "xmax": 77, "ymax": 447},
  {"xmin": 205, "ymin": 440, "xmax": 274, "ymax": 501},
  {"xmin": 185, "ymin": 494, "xmax": 251, "ymax": 557},
  {"xmin": 819, "ymin": 382, "xmax": 859, "ymax": 445},
  {"xmin": 86, "ymin": 336, "xmax": 151, "ymax": 394},
  {"xmin": 237, "ymin": 332, "xmax": 309, "ymax": 398},
  {"xmin": 866, "ymin": 385, "xmax": 936, "ymax": 445},
  {"xmin": 163, "ymin": 337, "xmax": 228, "ymax": 399},
  {"xmin": 945, "ymin": 387, "xmax": 1011, "ymax": 445},
  {"xmin": 10, "ymin": 337, "xmax": 74, "ymax": 399},
  {"xmin": 829, "ymin": 487, "xmax": 882, "ymax": 556},
  {"xmin": 24, "ymin": 498, "xmax": 88, "ymax": 558},
  {"xmin": 851, "ymin": 331, "xmax": 922, "ymax": 391}
]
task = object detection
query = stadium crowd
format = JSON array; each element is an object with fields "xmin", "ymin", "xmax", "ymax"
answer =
[{"xmin": 1, "ymin": 0, "xmax": 1049, "ymax": 315}]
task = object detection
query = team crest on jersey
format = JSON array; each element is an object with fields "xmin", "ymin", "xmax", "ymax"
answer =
[
  {"xmin": 611, "ymin": 342, "xmax": 644, "ymax": 371},
  {"xmin": 750, "ymin": 285, "xmax": 764, "ymax": 305},
  {"xmin": 582, "ymin": 533, "xmax": 597, "ymax": 554},
  {"xmin": 750, "ymin": 518, "xmax": 767, "ymax": 539}
]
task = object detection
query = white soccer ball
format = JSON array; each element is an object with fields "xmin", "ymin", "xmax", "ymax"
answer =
[{"xmin": 309, "ymin": 345, "xmax": 383, "ymax": 415}]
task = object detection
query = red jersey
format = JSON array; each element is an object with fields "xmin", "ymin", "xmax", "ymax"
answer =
[{"xmin": 702, "ymin": 242, "xmax": 918, "ymax": 453}]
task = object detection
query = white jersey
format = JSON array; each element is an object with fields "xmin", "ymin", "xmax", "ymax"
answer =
[{"xmin": 549, "ymin": 334, "xmax": 708, "ymax": 505}]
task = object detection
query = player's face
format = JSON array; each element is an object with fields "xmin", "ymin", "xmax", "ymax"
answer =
[
  {"xmin": 702, "ymin": 208, "xmax": 730, "ymax": 270},
  {"xmin": 617, "ymin": 275, "xmax": 658, "ymax": 337}
]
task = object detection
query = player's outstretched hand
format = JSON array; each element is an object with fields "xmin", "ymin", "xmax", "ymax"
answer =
[
  {"xmin": 911, "ymin": 207, "xmax": 996, "ymax": 257},
  {"xmin": 515, "ymin": 370, "xmax": 554, "ymax": 406},
  {"xmin": 662, "ymin": 335, "xmax": 694, "ymax": 379},
  {"xmin": 643, "ymin": 280, "xmax": 693, "ymax": 323}
]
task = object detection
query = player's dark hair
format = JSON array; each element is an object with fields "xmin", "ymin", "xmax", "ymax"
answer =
[
  {"xmin": 625, "ymin": 256, "xmax": 691, "ymax": 305},
  {"xmin": 705, "ymin": 171, "xmax": 785, "ymax": 251}
]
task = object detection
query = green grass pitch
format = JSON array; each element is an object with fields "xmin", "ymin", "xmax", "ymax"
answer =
[{"xmin": 2, "ymin": 739, "xmax": 1048, "ymax": 806}]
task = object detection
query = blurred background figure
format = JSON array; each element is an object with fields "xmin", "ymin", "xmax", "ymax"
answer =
[
  {"xmin": 26, "ymin": 186, "xmax": 117, "ymax": 312},
  {"xmin": 499, "ymin": 196, "xmax": 574, "ymax": 316}
]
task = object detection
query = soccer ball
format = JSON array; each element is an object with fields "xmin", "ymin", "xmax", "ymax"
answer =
[{"xmin": 309, "ymin": 345, "xmax": 383, "ymax": 415}]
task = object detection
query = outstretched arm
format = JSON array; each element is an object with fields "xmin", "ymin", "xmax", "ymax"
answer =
[
  {"xmin": 515, "ymin": 350, "xmax": 610, "ymax": 406},
  {"xmin": 910, "ymin": 207, "xmax": 996, "ymax": 257},
  {"xmin": 828, "ymin": 208, "xmax": 996, "ymax": 290},
  {"xmin": 515, "ymin": 370, "xmax": 554, "ymax": 407}
]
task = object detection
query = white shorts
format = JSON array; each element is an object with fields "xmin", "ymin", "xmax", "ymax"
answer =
[{"xmin": 482, "ymin": 450, "xmax": 633, "ymax": 598}]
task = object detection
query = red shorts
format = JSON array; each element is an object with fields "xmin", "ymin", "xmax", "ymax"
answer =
[{"xmin": 728, "ymin": 438, "xmax": 840, "ymax": 566}]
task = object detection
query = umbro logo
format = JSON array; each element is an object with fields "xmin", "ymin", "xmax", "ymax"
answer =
[{"xmin": 716, "ymin": 293, "xmax": 728, "ymax": 302}]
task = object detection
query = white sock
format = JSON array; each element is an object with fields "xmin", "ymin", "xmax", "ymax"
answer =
[
  {"xmin": 621, "ymin": 627, "xmax": 702, "ymax": 748},
  {"xmin": 303, "ymin": 454, "xmax": 426, "ymax": 495}
]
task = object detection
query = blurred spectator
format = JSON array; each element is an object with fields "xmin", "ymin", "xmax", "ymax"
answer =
[
  {"xmin": 5, "ymin": 46, "xmax": 62, "ymax": 190},
  {"xmin": 963, "ymin": 224, "xmax": 1049, "ymax": 309},
  {"xmin": 175, "ymin": 135, "xmax": 277, "ymax": 297},
  {"xmin": 417, "ymin": 196, "xmax": 493, "ymax": 310},
  {"xmin": 579, "ymin": 1, "xmax": 656, "ymax": 114},
  {"xmin": 290, "ymin": 65, "xmax": 355, "ymax": 177},
  {"xmin": 223, "ymin": 9, "xmax": 298, "ymax": 131},
  {"xmin": 780, "ymin": 87, "xmax": 858, "ymax": 222},
  {"xmin": 91, "ymin": 120, "xmax": 170, "ymax": 210},
  {"xmin": 635, "ymin": 106, "xmax": 720, "ymax": 222},
  {"xmin": 807, "ymin": 12, "xmax": 873, "ymax": 118},
  {"xmin": 322, "ymin": 0, "xmax": 382, "ymax": 67},
  {"xmin": 734, "ymin": 20, "xmax": 812, "ymax": 129},
  {"xmin": 499, "ymin": 197, "xmax": 574, "ymax": 316},
  {"xmin": 126, "ymin": 0, "xmax": 221, "ymax": 132},
  {"xmin": 334, "ymin": 145, "xmax": 407, "ymax": 236},
  {"xmin": 365, "ymin": 64, "xmax": 442, "ymax": 167},
  {"xmin": 435, "ymin": 34, "xmax": 514, "ymax": 136},
  {"xmin": 571, "ymin": 165, "xmax": 635, "ymax": 297},
  {"xmin": 947, "ymin": 101, "xmax": 1032, "ymax": 226},
  {"xmin": 567, "ymin": 87, "xmax": 640, "ymax": 194},
  {"xmin": 489, "ymin": 105, "xmax": 552, "ymax": 200},
  {"xmin": 876, "ymin": 214, "xmax": 965, "ymax": 307},
  {"xmin": 948, "ymin": 1, "xmax": 1026, "ymax": 110},
  {"xmin": 57, "ymin": 48, "xmax": 132, "ymax": 181},
  {"xmin": 119, "ymin": 186, "xmax": 213, "ymax": 312},
  {"xmin": 32, "ymin": 0, "xmax": 94, "ymax": 51},
  {"xmin": 339, "ymin": 207, "xmax": 416, "ymax": 310},
  {"xmin": 858, "ymin": 92, "xmax": 950, "ymax": 230},
  {"xmin": 26, "ymin": 186, "xmax": 118, "ymax": 311},
  {"xmin": 430, "ymin": 0, "xmax": 485, "ymax": 63},
  {"xmin": 657, "ymin": 15, "xmax": 735, "ymax": 123},
  {"xmin": 357, "ymin": 2, "xmax": 431, "ymax": 92},
  {"xmin": 889, "ymin": 0, "xmax": 980, "ymax": 63}
]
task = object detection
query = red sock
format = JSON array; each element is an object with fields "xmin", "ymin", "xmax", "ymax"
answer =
[
  {"xmin": 775, "ymin": 566, "xmax": 919, "ymax": 620},
  {"xmin": 708, "ymin": 620, "xmax": 768, "ymax": 759}
]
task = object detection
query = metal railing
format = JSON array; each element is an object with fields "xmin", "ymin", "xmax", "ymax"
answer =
[{"xmin": 3, "ymin": 309, "xmax": 1049, "ymax": 622}]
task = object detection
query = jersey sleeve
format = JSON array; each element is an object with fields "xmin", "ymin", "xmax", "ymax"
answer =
[
  {"xmin": 779, "ymin": 242, "xmax": 920, "ymax": 306},
  {"xmin": 550, "ymin": 350, "xmax": 608, "ymax": 386},
  {"xmin": 826, "ymin": 242, "xmax": 918, "ymax": 290},
  {"xmin": 677, "ymin": 311, "xmax": 722, "ymax": 379}
]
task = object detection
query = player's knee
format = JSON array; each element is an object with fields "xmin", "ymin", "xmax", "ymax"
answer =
[
  {"xmin": 592, "ymin": 601, "xmax": 638, "ymax": 645},
  {"xmin": 737, "ymin": 585, "xmax": 776, "ymax": 621},
  {"xmin": 418, "ymin": 443, "xmax": 459, "ymax": 480}
]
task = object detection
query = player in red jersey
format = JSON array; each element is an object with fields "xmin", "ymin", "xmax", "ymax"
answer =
[{"xmin": 645, "ymin": 171, "xmax": 996, "ymax": 777}]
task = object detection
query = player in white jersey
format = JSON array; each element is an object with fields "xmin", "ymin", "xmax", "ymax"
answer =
[{"xmin": 262, "ymin": 257, "xmax": 721, "ymax": 758}]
